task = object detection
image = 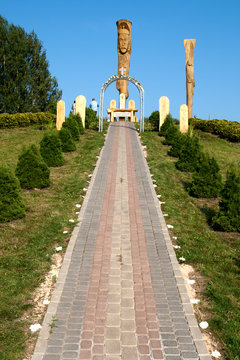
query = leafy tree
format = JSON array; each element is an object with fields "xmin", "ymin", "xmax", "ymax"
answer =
[
  {"xmin": 40, "ymin": 133, "xmax": 64, "ymax": 167},
  {"xmin": 0, "ymin": 15, "xmax": 62, "ymax": 113},
  {"xmin": 213, "ymin": 169, "xmax": 240, "ymax": 232},
  {"xmin": 58, "ymin": 128, "xmax": 76, "ymax": 152},
  {"xmin": 15, "ymin": 144, "xmax": 50, "ymax": 189},
  {"xmin": 0, "ymin": 166, "xmax": 26, "ymax": 222},
  {"xmin": 188, "ymin": 153, "xmax": 222, "ymax": 198}
]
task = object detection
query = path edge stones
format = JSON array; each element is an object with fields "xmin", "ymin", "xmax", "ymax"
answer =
[
  {"xmin": 31, "ymin": 128, "xmax": 110, "ymax": 360},
  {"xmin": 135, "ymin": 130, "xmax": 211, "ymax": 360}
]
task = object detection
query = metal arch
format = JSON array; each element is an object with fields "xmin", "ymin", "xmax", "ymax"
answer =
[{"xmin": 99, "ymin": 74, "xmax": 144, "ymax": 132}]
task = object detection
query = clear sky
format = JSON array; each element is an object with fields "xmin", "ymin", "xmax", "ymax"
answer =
[{"xmin": 1, "ymin": 0, "xmax": 240, "ymax": 121}]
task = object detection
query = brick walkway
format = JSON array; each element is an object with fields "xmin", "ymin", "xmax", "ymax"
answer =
[{"xmin": 32, "ymin": 123, "xmax": 210, "ymax": 360}]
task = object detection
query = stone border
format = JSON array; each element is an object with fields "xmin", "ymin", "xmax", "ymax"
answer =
[
  {"xmin": 31, "ymin": 128, "xmax": 110, "ymax": 360},
  {"xmin": 135, "ymin": 131, "xmax": 211, "ymax": 360}
]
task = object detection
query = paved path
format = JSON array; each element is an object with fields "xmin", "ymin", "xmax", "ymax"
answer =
[{"xmin": 32, "ymin": 123, "xmax": 210, "ymax": 360}]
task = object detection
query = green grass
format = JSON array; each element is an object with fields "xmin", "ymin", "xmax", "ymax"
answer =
[
  {"xmin": 0, "ymin": 126, "xmax": 105, "ymax": 360},
  {"xmin": 140, "ymin": 130, "xmax": 240, "ymax": 360}
]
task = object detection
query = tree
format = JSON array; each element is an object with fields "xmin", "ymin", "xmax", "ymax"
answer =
[{"xmin": 0, "ymin": 15, "xmax": 62, "ymax": 113}]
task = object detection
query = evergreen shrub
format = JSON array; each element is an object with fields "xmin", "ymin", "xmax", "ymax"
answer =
[
  {"xmin": 212, "ymin": 169, "xmax": 240, "ymax": 232},
  {"xmin": 85, "ymin": 107, "xmax": 98, "ymax": 130},
  {"xmin": 40, "ymin": 133, "xmax": 64, "ymax": 167},
  {"xmin": 69, "ymin": 113, "xmax": 84, "ymax": 134},
  {"xmin": 0, "ymin": 166, "xmax": 26, "ymax": 222},
  {"xmin": 58, "ymin": 128, "xmax": 76, "ymax": 152},
  {"xmin": 62, "ymin": 117, "xmax": 80, "ymax": 140},
  {"xmin": 159, "ymin": 114, "xmax": 174, "ymax": 136},
  {"xmin": 148, "ymin": 111, "xmax": 159, "ymax": 131},
  {"xmin": 168, "ymin": 132, "xmax": 187, "ymax": 158},
  {"xmin": 162, "ymin": 125, "xmax": 180, "ymax": 145},
  {"xmin": 175, "ymin": 136, "xmax": 201, "ymax": 172},
  {"xmin": 15, "ymin": 144, "xmax": 50, "ymax": 189},
  {"xmin": 188, "ymin": 153, "xmax": 222, "ymax": 198}
]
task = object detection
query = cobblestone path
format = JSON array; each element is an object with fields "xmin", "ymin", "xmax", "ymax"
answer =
[{"xmin": 32, "ymin": 123, "xmax": 210, "ymax": 360}]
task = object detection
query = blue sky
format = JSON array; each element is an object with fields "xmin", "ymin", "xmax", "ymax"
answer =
[{"xmin": 1, "ymin": 0, "xmax": 240, "ymax": 121}]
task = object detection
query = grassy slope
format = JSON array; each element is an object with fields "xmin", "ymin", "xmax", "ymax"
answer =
[
  {"xmin": 140, "ymin": 130, "xmax": 240, "ymax": 360},
  {"xmin": 0, "ymin": 127, "xmax": 105, "ymax": 360}
]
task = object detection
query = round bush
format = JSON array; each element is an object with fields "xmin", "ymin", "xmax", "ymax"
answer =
[
  {"xmin": 212, "ymin": 169, "xmax": 240, "ymax": 232},
  {"xmin": 175, "ymin": 136, "xmax": 201, "ymax": 172},
  {"xmin": 58, "ymin": 128, "xmax": 76, "ymax": 152},
  {"xmin": 168, "ymin": 133, "xmax": 187, "ymax": 158},
  {"xmin": 159, "ymin": 114, "xmax": 174, "ymax": 136},
  {"xmin": 15, "ymin": 144, "xmax": 50, "ymax": 189},
  {"xmin": 62, "ymin": 117, "xmax": 80, "ymax": 141},
  {"xmin": 40, "ymin": 133, "xmax": 64, "ymax": 167},
  {"xmin": 188, "ymin": 153, "xmax": 222, "ymax": 198},
  {"xmin": 0, "ymin": 166, "xmax": 26, "ymax": 222}
]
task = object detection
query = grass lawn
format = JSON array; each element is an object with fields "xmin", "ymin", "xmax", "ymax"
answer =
[
  {"xmin": 0, "ymin": 126, "xmax": 105, "ymax": 360},
  {"xmin": 140, "ymin": 129, "xmax": 240, "ymax": 360}
]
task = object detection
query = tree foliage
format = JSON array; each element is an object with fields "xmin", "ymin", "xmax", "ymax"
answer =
[{"xmin": 0, "ymin": 15, "xmax": 62, "ymax": 113}]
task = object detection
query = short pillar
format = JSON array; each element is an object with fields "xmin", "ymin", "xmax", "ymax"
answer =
[
  {"xmin": 76, "ymin": 95, "xmax": 86, "ymax": 128},
  {"xmin": 180, "ymin": 104, "xmax": 188, "ymax": 134},
  {"xmin": 159, "ymin": 96, "xmax": 170, "ymax": 130},
  {"xmin": 56, "ymin": 100, "xmax": 65, "ymax": 130}
]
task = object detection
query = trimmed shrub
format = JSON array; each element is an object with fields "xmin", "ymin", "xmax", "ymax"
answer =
[
  {"xmin": 69, "ymin": 113, "xmax": 84, "ymax": 134},
  {"xmin": 0, "ymin": 166, "xmax": 26, "ymax": 222},
  {"xmin": 58, "ymin": 128, "xmax": 76, "ymax": 152},
  {"xmin": 168, "ymin": 132, "xmax": 187, "ymax": 158},
  {"xmin": 0, "ymin": 113, "xmax": 18, "ymax": 128},
  {"xmin": 188, "ymin": 153, "xmax": 222, "ymax": 198},
  {"xmin": 162, "ymin": 125, "xmax": 180, "ymax": 145},
  {"xmin": 40, "ymin": 133, "xmax": 64, "ymax": 167},
  {"xmin": 62, "ymin": 117, "xmax": 80, "ymax": 141},
  {"xmin": 85, "ymin": 107, "xmax": 98, "ymax": 130},
  {"xmin": 159, "ymin": 114, "xmax": 174, "ymax": 136},
  {"xmin": 0, "ymin": 112, "xmax": 56, "ymax": 129},
  {"xmin": 148, "ymin": 111, "xmax": 159, "ymax": 131},
  {"xmin": 15, "ymin": 144, "xmax": 50, "ymax": 189},
  {"xmin": 190, "ymin": 118, "xmax": 240, "ymax": 142},
  {"xmin": 212, "ymin": 169, "xmax": 240, "ymax": 232},
  {"xmin": 175, "ymin": 136, "xmax": 201, "ymax": 172}
]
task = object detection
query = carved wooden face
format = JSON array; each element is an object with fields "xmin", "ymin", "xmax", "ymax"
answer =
[{"xmin": 119, "ymin": 33, "xmax": 129, "ymax": 54}]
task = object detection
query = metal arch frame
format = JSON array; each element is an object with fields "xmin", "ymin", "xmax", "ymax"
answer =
[{"xmin": 99, "ymin": 74, "xmax": 144, "ymax": 132}]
